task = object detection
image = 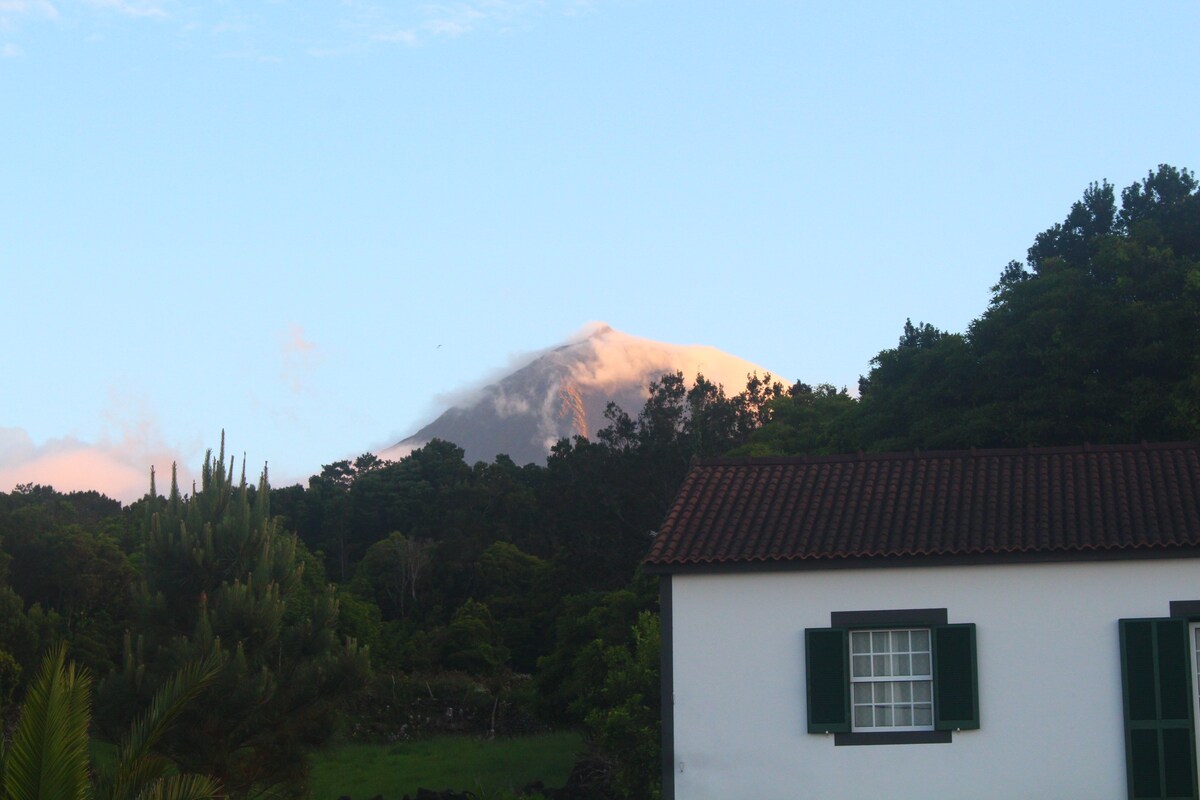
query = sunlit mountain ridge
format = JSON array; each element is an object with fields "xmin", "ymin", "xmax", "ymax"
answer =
[{"xmin": 380, "ymin": 324, "xmax": 781, "ymax": 466}]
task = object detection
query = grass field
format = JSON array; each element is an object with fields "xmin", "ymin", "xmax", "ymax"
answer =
[{"xmin": 308, "ymin": 731, "xmax": 585, "ymax": 800}]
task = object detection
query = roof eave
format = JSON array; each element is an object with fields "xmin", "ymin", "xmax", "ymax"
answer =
[{"xmin": 644, "ymin": 543, "xmax": 1200, "ymax": 575}]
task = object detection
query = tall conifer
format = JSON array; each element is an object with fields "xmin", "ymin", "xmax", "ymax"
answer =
[{"xmin": 98, "ymin": 435, "xmax": 369, "ymax": 798}]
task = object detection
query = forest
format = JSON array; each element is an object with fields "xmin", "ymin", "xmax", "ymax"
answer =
[{"xmin": 0, "ymin": 164, "xmax": 1197, "ymax": 799}]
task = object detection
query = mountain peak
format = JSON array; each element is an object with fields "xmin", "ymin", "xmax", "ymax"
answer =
[
  {"xmin": 381, "ymin": 328, "xmax": 781, "ymax": 466},
  {"xmin": 554, "ymin": 322, "xmax": 615, "ymax": 351},
  {"xmin": 579, "ymin": 322, "xmax": 615, "ymax": 339}
]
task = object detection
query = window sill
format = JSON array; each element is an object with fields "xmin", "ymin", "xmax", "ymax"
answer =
[{"xmin": 834, "ymin": 730, "xmax": 952, "ymax": 746}]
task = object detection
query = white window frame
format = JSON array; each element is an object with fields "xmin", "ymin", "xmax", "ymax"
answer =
[
  {"xmin": 849, "ymin": 627, "xmax": 935, "ymax": 733},
  {"xmin": 1191, "ymin": 622, "xmax": 1200, "ymax": 764}
]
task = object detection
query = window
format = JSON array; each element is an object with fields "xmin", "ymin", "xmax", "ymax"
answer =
[
  {"xmin": 805, "ymin": 608, "xmax": 978, "ymax": 746},
  {"xmin": 850, "ymin": 628, "xmax": 934, "ymax": 731},
  {"xmin": 1193, "ymin": 623, "xmax": 1200, "ymax": 752}
]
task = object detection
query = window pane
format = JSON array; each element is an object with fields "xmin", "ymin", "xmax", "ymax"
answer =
[
  {"xmin": 874, "ymin": 682, "xmax": 892, "ymax": 703},
  {"xmin": 851, "ymin": 632, "xmax": 870, "ymax": 654},
  {"xmin": 854, "ymin": 706, "xmax": 873, "ymax": 728},
  {"xmin": 891, "ymin": 630, "xmax": 910, "ymax": 652},
  {"xmin": 912, "ymin": 653, "xmax": 931, "ymax": 676},
  {"xmin": 914, "ymin": 706, "xmax": 933, "ymax": 726},
  {"xmin": 852, "ymin": 655, "xmax": 871, "ymax": 677},
  {"xmin": 894, "ymin": 706, "xmax": 913, "ymax": 727},
  {"xmin": 873, "ymin": 655, "xmax": 891, "ymax": 676},
  {"xmin": 911, "ymin": 629, "xmax": 930, "ymax": 650},
  {"xmin": 875, "ymin": 706, "xmax": 893, "ymax": 726},
  {"xmin": 1194, "ymin": 627, "xmax": 1200, "ymax": 706},
  {"xmin": 895, "ymin": 681, "xmax": 912, "ymax": 702},
  {"xmin": 893, "ymin": 654, "xmax": 911, "ymax": 676},
  {"xmin": 872, "ymin": 631, "xmax": 889, "ymax": 651},
  {"xmin": 914, "ymin": 681, "xmax": 932, "ymax": 702},
  {"xmin": 853, "ymin": 683, "xmax": 872, "ymax": 703}
]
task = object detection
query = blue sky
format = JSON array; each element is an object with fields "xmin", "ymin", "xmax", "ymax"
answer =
[{"xmin": 2, "ymin": 1, "xmax": 1198, "ymax": 500}]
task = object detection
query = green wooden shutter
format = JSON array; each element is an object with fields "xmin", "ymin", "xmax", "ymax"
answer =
[
  {"xmin": 933, "ymin": 623, "xmax": 979, "ymax": 730},
  {"xmin": 805, "ymin": 627, "xmax": 849, "ymax": 733},
  {"xmin": 1120, "ymin": 618, "xmax": 1198, "ymax": 800}
]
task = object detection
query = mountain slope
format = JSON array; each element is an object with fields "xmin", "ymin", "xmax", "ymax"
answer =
[{"xmin": 380, "ymin": 325, "xmax": 781, "ymax": 466}]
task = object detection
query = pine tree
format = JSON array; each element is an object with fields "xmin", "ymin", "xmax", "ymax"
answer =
[{"xmin": 98, "ymin": 435, "xmax": 369, "ymax": 798}]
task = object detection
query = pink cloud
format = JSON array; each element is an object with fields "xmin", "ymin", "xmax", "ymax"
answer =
[
  {"xmin": 281, "ymin": 323, "xmax": 318, "ymax": 393},
  {"xmin": 0, "ymin": 420, "xmax": 192, "ymax": 505},
  {"xmin": 565, "ymin": 323, "xmax": 779, "ymax": 393}
]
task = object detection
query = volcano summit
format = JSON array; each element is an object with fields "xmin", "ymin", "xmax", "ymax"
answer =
[{"xmin": 380, "ymin": 325, "xmax": 780, "ymax": 466}]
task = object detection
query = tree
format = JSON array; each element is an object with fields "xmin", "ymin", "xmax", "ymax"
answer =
[
  {"xmin": 733, "ymin": 382, "xmax": 858, "ymax": 456},
  {"xmin": 0, "ymin": 644, "xmax": 223, "ymax": 800},
  {"xmin": 301, "ymin": 461, "xmax": 354, "ymax": 581},
  {"xmin": 748, "ymin": 163, "xmax": 1200, "ymax": 454},
  {"xmin": 438, "ymin": 599, "xmax": 509, "ymax": 675},
  {"xmin": 351, "ymin": 532, "xmax": 434, "ymax": 620},
  {"xmin": 535, "ymin": 575, "xmax": 658, "ymax": 723},
  {"xmin": 0, "ymin": 586, "xmax": 58, "ymax": 720},
  {"xmin": 473, "ymin": 541, "xmax": 554, "ymax": 673},
  {"xmin": 98, "ymin": 436, "xmax": 370, "ymax": 798},
  {"xmin": 598, "ymin": 371, "xmax": 785, "ymax": 496},
  {"xmin": 963, "ymin": 165, "xmax": 1200, "ymax": 446},
  {"xmin": 0, "ymin": 651, "xmax": 18, "ymax": 723},
  {"xmin": 0, "ymin": 523, "xmax": 133, "ymax": 675},
  {"xmin": 583, "ymin": 611, "xmax": 662, "ymax": 800}
]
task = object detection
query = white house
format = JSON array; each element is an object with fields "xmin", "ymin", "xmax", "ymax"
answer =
[{"xmin": 644, "ymin": 441, "xmax": 1200, "ymax": 800}]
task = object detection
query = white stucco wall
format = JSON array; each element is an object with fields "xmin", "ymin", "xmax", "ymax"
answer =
[{"xmin": 668, "ymin": 557, "xmax": 1200, "ymax": 800}]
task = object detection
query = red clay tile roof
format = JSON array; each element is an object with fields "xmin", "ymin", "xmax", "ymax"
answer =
[{"xmin": 644, "ymin": 442, "xmax": 1200, "ymax": 570}]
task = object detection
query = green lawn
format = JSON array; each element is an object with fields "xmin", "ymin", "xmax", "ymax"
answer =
[{"xmin": 308, "ymin": 731, "xmax": 585, "ymax": 800}]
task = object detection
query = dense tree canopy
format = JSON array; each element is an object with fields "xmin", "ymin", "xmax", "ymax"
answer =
[
  {"xmin": 745, "ymin": 164, "xmax": 1200, "ymax": 455},
  {"xmin": 96, "ymin": 438, "xmax": 369, "ymax": 798}
]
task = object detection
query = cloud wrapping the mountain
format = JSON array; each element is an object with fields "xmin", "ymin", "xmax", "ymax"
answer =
[
  {"xmin": 566, "ymin": 326, "xmax": 771, "ymax": 393},
  {"xmin": 491, "ymin": 391, "xmax": 532, "ymax": 418}
]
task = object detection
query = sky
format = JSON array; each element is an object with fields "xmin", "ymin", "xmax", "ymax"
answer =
[{"xmin": 2, "ymin": 1, "xmax": 1198, "ymax": 502}]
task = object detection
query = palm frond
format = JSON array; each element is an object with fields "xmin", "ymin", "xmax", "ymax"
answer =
[
  {"xmin": 2, "ymin": 644, "xmax": 92, "ymax": 800},
  {"xmin": 96, "ymin": 652, "xmax": 224, "ymax": 800},
  {"xmin": 92, "ymin": 755, "xmax": 174, "ymax": 800},
  {"xmin": 133, "ymin": 774, "xmax": 222, "ymax": 800}
]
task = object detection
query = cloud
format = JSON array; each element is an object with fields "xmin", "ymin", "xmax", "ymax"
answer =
[
  {"xmin": 491, "ymin": 390, "xmax": 531, "ymax": 417},
  {"xmin": 0, "ymin": 423, "xmax": 192, "ymax": 505},
  {"xmin": 1, "ymin": 0, "xmax": 575, "ymax": 58},
  {"xmin": 82, "ymin": 0, "xmax": 167, "ymax": 19},
  {"xmin": 565, "ymin": 323, "xmax": 779, "ymax": 394},
  {"xmin": 370, "ymin": 28, "xmax": 417, "ymax": 45},
  {"xmin": 0, "ymin": 390, "xmax": 214, "ymax": 504},
  {"xmin": 375, "ymin": 440, "xmax": 420, "ymax": 463},
  {"xmin": 563, "ymin": 0, "xmax": 594, "ymax": 16},
  {"xmin": 422, "ymin": 3, "xmax": 488, "ymax": 37},
  {"xmin": 0, "ymin": 0, "xmax": 58, "ymax": 19},
  {"xmin": 280, "ymin": 323, "xmax": 318, "ymax": 393},
  {"xmin": 1, "ymin": 41, "xmax": 21, "ymax": 55},
  {"xmin": 365, "ymin": 0, "xmax": 557, "ymax": 47},
  {"xmin": 0, "ymin": 0, "xmax": 57, "ymax": 33}
]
